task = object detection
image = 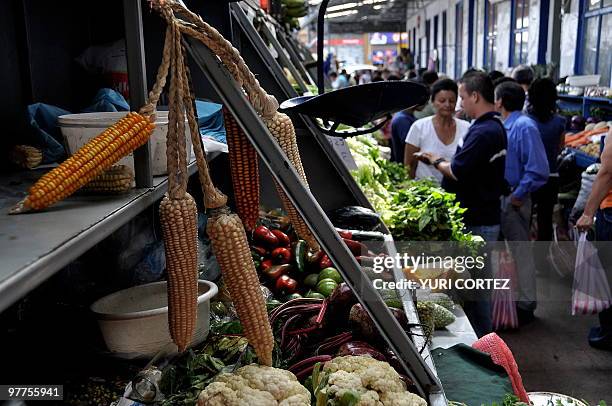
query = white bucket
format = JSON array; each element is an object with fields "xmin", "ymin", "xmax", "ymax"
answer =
[
  {"xmin": 58, "ymin": 112, "xmax": 194, "ymax": 176},
  {"xmin": 90, "ymin": 280, "xmax": 218, "ymax": 359}
]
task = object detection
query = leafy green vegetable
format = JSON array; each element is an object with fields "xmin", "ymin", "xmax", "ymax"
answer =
[{"xmin": 346, "ymin": 136, "xmax": 477, "ymax": 244}]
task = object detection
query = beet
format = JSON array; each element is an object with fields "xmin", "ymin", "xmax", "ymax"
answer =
[
  {"xmin": 327, "ymin": 283, "xmax": 358, "ymax": 328},
  {"xmin": 337, "ymin": 341, "xmax": 386, "ymax": 361}
]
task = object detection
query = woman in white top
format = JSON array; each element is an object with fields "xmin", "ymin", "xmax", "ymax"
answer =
[{"xmin": 404, "ymin": 78, "xmax": 470, "ymax": 183}]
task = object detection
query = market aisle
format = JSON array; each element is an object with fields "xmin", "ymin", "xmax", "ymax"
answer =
[{"xmin": 499, "ymin": 274, "xmax": 612, "ymax": 403}]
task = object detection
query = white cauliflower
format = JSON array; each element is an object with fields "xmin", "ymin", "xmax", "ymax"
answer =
[
  {"xmin": 313, "ymin": 355, "xmax": 427, "ymax": 406},
  {"xmin": 198, "ymin": 364, "xmax": 311, "ymax": 406}
]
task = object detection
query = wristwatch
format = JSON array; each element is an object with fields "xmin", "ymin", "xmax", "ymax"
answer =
[{"xmin": 432, "ymin": 158, "xmax": 446, "ymax": 168}]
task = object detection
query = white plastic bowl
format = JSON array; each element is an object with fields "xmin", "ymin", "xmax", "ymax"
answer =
[
  {"xmin": 58, "ymin": 111, "xmax": 194, "ymax": 176},
  {"xmin": 90, "ymin": 280, "xmax": 218, "ymax": 359}
]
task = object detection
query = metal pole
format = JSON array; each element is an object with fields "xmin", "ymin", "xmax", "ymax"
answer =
[
  {"xmin": 317, "ymin": 0, "xmax": 330, "ymax": 95},
  {"xmin": 124, "ymin": 0, "xmax": 153, "ymax": 188}
]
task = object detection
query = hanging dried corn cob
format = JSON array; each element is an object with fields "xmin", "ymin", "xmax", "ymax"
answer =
[
  {"xmin": 167, "ymin": 24, "xmax": 274, "ymax": 365},
  {"xmin": 223, "ymin": 107, "xmax": 260, "ymax": 232},
  {"xmin": 264, "ymin": 113, "xmax": 319, "ymax": 250},
  {"xmin": 167, "ymin": 1, "xmax": 320, "ymax": 251},
  {"xmin": 81, "ymin": 165, "xmax": 134, "ymax": 194},
  {"xmin": 158, "ymin": 21, "xmax": 199, "ymax": 352},
  {"xmin": 9, "ymin": 145, "xmax": 43, "ymax": 169},
  {"xmin": 206, "ymin": 207, "xmax": 274, "ymax": 366}
]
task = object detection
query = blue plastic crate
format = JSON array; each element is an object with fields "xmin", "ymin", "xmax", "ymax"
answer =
[{"xmin": 571, "ymin": 148, "xmax": 599, "ymax": 168}]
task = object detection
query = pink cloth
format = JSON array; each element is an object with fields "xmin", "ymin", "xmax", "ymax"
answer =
[{"xmin": 472, "ymin": 333, "xmax": 530, "ymax": 403}]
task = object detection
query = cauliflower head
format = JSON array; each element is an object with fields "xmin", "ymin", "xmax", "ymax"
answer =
[
  {"xmin": 198, "ymin": 364, "xmax": 310, "ymax": 406},
  {"xmin": 315, "ymin": 355, "xmax": 427, "ymax": 406}
]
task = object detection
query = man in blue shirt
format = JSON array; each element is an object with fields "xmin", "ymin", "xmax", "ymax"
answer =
[
  {"xmin": 494, "ymin": 81, "xmax": 549, "ymax": 324},
  {"xmin": 419, "ymin": 71, "xmax": 507, "ymax": 337},
  {"xmin": 390, "ymin": 107, "xmax": 419, "ymax": 163}
]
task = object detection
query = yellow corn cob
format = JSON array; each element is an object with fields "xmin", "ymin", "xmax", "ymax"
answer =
[
  {"xmin": 223, "ymin": 108, "xmax": 260, "ymax": 232},
  {"xmin": 159, "ymin": 193, "xmax": 199, "ymax": 352},
  {"xmin": 81, "ymin": 165, "xmax": 134, "ymax": 194},
  {"xmin": 207, "ymin": 208, "xmax": 274, "ymax": 366},
  {"xmin": 263, "ymin": 112, "xmax": 319, "ymax": 250},
  {"xmin": 21, "ymin": 112, "xmax": 154, "ymax": 211},
  {"xmin": 10, "ymin": 145, "xmax": 43, "ymax": 169}
]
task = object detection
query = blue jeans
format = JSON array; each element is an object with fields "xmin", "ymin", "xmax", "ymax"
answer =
[{"xmin": 461, "ymin": 224, "xmax": 499, "ymax": 337}]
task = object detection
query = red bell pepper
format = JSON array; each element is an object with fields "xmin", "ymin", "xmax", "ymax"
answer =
[
  {"xmin": 271, "ymin": 247, "xmax": 292, "ymax": 264},
  {"xmin": 343, "ymin": 238, "xmax": 366, "ymax": 256},
  {"xmin": 336, "ymin": 229, "xmax": 353, "ymax": 240},
  {"xmin": 319, "ymin": 254, "xmax": 333, "ymax": 270},
  {"xmin": 260, "ymin": 259, "xmax": 273, "ymax": 271},
  {"xmin": 262, "ymin": 264, "xmax": 291, "ymax": 281},
  {"xmin": 270, "ymin": 229, "xmax": 291, "ymax": 247},
  {"xmin": 275, "ymin": 275, "xmax": 298, "ymax": 295},
  {"xmin": 253, "ymin": 225, "xmax": 279, "ymax": 248}
]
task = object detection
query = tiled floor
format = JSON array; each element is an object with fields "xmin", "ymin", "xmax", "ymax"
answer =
[{"xmin": 499, "ymin": 274, "xmax": 612, "ymax": 404}]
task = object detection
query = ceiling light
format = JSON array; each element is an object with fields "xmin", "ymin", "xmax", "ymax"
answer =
[
  {"xmin": 373, "ymin": 4, "xmax": 382, "ymax": 9},
  {"xmin": 325, "ymin": 9, "xmax": 359, "ymax": 18},
  {"xmin": 327, "ymin": 2, "xmax": 359, "ymax": 12}
]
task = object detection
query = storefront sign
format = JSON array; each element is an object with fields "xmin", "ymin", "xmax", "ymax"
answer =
[
  {"xmin": 370, "ymin": 32, "xmax": 404, "ymax": 45},
  {"xmin": 324, "ymin": 38, "xmax": 364, "ymax": 46}
]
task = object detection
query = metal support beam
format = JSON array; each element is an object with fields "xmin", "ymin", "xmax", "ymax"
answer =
[
  {"xmin": 124, "ymin": 0, "xmax": 153, "ymax": 188},
  {"xmin": 270, "ymin": 23, "xmax": 316, "ymax": 86},
  {"xmin": 257, "ymin": 18, "xmax": 310, "ymax": 92}
]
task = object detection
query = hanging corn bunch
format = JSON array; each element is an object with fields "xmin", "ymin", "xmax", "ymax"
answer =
[
  {"xmin": 223, "ymin": 107, "xmax": 260, "ymax": 232},
  {"xmin": 157, "ymin": 21, "xmax": 199, "ymax": 352},
  {"xmin": 168, "ymin": 1, "xmax": 320, "ymax": 251},
  {"xmin": 147, "ymin": 2, "xmax": 275, "ymax": 364}
]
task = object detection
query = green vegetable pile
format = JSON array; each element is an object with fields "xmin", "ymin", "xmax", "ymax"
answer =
[{"xmin": 346, "ymin": 136, "xmax": 473, "ymax": 242}]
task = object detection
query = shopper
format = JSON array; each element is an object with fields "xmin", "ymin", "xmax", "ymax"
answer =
[
  {"xmin": 511, "ymin": 65, "xmax": 535, "ymax": 111},
  {"xmin": 576, "ymin": 127, "xmax": 612, "ymax": 351},
  {"xmin": 528, "ymin": 78, "xmax": 566, "ymax": 243},
  {"xmin": 495, "ymin": 81, "xmax": 549, "ymax": 324},
  {"xmin": 359, "ymin": 70, "xmax": 372, "ymax": 84},
  {"xmin": 418, "ymin": 71, "xmax": 508, "ymax": 337},
  {"xmin": 390, "ymin": 108, "xmax": 418, "ymax": 164},
  {"xmin": 488, "ymin": 70, "xmax": 505, "ymax": 83},
  {"xmin": 329, "ymin": 72, "xmax": 348, "ymax": 89},
  {"xmin": 404, "ymin": 79, "xmax": 470, "ymax": 182},
  {"xmin": 414, "ymin": 70, "xmax": 439, "ymax": 119}
]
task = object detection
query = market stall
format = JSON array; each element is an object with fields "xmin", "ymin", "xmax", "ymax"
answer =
[{"xmin": 0, "ymin": 1, "xmax": 522, "ymax": 405}]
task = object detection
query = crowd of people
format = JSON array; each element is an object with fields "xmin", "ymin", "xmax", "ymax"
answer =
[{"xmin": 383, "ymin": 66, "xmax": 611, "ymax": 350}]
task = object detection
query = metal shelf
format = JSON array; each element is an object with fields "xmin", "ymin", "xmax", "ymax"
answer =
[{"xmin": 0, "ymin": 155, "xmax": 222, "ymax": 313}]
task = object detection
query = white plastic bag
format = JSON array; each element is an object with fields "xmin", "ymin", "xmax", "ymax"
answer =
[
  {"xmin": 571, "ymin": 233, "xmax": 612, "ymax": 315},
  {"xmin": 491, "ymin": 241, "xmax": 519, "ymax": 330}
]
